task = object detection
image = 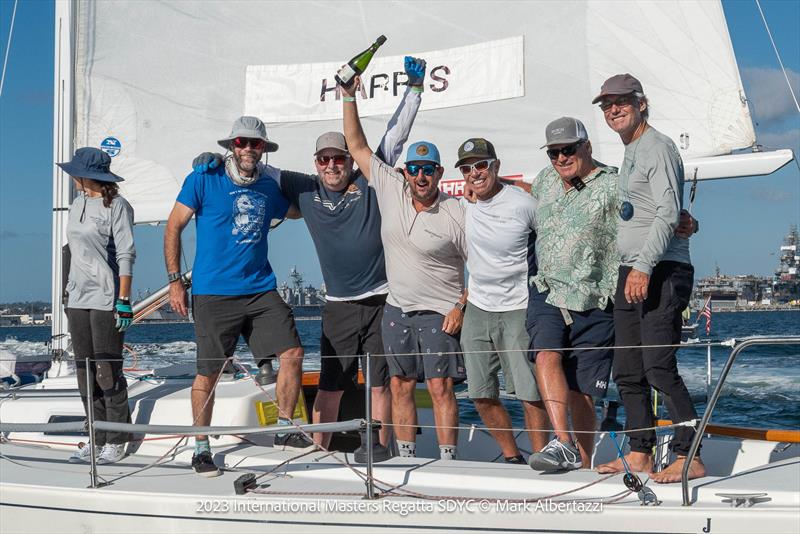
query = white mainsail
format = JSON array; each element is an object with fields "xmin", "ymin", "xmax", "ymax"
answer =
[{"xmin": 62, "ymin": 0, "xmax": 792, "ymax": 227}]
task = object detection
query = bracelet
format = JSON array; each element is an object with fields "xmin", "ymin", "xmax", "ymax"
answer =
[
  {"xmin": 342, "ymin": 96, "xmax": 356, "ymax": 103},
  {"xmin": 410, "ymin": 85, "xmax": 424, "ymax": 93}
]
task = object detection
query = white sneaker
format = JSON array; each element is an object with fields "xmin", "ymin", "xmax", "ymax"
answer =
[
  {"xmin": 68, "ymin": 442, "xmax": 100, "ymax": 464},
  {"xmin": 97, "ymin": 443, "xmax": 126, "ymax": 464}
]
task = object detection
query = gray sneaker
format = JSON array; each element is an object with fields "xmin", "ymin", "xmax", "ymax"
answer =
[{"xmin": 528, "ymin": 438, "xmax": 582, "ymax": 472}]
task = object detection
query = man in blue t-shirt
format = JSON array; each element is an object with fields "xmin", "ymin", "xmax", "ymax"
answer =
[
  {"xmin": 166, "ymin": 116, "xmax": 311, "ymax": 478},
  {"xmin": 191, "ymin": 57, "xmax": 426, "ymax": 450}
]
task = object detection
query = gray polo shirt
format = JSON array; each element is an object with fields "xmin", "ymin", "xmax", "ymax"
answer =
[
  {"xmin": 66, "ymin": 193, "xmax": 136, "ymax": 310},
  {"xmin": 617, "ymin": 126, "xmax": 690, "ymax": 274},
  {"xmin": 369, "ymin": 154, "xmax": 466, "ymax": 316}
]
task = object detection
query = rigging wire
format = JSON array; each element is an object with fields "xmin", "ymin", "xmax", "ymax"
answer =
[
  {"xmin": 755, "ymin": 0, "xmax": 800, "ymax": 113},
  {"xmin": 0, "ymin": 0, "xmax": 18, "ymax": 98}
]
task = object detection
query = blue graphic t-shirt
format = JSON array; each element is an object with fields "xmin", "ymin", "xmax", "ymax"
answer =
[{"xmin": 176, "ymin": 166, "xmax": 289, "ymax": 295}]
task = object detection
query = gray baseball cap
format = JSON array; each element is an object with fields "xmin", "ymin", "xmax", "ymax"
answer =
[
  {"xmin": 591, "ymin": 73, "xmax": 644, "ymax": 104},
  {"xmin": 314, "ymin": 132, "xmax": 348, "ymax": 155},
  {"xmin": 217, "ymin": 116, "xmax": 279, "ymax": 152},
  {"xmin": 540, "ymin": 117, "xmax": 589, "ymax": 148}
]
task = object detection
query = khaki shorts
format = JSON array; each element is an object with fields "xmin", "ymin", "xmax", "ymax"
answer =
[{"xmin": 461, "ymin": 303, "xmax": 539, "ymax": 402}]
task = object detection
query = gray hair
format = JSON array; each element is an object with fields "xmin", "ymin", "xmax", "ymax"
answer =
[{"xmin": 634, "ymin": 91, "xmax": 649, "ymax": 121}]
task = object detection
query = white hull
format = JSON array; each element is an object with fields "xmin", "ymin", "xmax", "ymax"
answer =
[{"xmin": 2, "ymin": 372, "xmax": 798, "ymax": 534}]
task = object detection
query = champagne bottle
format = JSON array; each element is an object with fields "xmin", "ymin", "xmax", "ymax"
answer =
[{"xmin": 335, "ymin": 35, "xmax": 387, "ymax": 88}]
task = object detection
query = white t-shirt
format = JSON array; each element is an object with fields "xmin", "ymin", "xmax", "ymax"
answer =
[{"xmin": 464, "ymin": 185, "xmax": 537, "ymax": 312}]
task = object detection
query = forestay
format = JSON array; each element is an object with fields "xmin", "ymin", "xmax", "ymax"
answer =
[{"xmin": 70, "ymin": 0, "xmax": 757, "ymax": 223}]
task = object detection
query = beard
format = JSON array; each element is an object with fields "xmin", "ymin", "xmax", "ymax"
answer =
[{"xmin": 235, "ymin": 151, "xmax": 264, "ymax": 175}]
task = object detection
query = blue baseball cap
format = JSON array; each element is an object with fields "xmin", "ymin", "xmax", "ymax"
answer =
[{"xmin": 406, "ymin": 141, "xmax": 441, "ymax": 165}]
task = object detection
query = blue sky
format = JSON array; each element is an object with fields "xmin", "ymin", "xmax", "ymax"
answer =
[{"xmin": 0, "ymin": 0, "xmax": 798, "ymax": 303}]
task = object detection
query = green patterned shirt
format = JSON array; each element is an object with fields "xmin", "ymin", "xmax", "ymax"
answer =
[{"xmin": 530, "ymin": 161, "xmax": 619, "ymax": 312}]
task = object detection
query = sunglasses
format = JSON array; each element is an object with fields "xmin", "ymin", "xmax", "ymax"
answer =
[
  {"xmin": 458, "ymin": 159, "xmax": 495, "ymax": 175},
  {"xmin": 599, "ymin": 94, "xmax": 637, "ymax": 111},
  {"xmin": 546, "ymin": 140, "xmax": 586, "ymax": 160},
  {"xmin": 315, "ymin": 154, "xmax": 349, "ymax": 166},
  {"xmin": 405, "ymin": 163, "xmax": 438, "ymax": 176},
  {"xmin": 232, "ymin": 137, "xmax": 266, "ymax": 150}
]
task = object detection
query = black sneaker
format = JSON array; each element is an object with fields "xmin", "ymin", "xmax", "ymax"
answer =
[
  {"xmin": 504, "ymin": 455, "xmax": 526, "ymax": 465},
  {"xmin": 273, "ymin": 432, "xmax": 317, "ymax": 452},
  {"xmin": 192, "ymin": 451, "xmax": 222, "ymax": 477}
]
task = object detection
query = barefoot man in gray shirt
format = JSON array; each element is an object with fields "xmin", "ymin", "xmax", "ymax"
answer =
[{"xmin": 593, "ymin": 74, "xmax": 705, "ymax": 483}]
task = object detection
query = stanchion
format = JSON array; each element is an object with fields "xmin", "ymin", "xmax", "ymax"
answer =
[
  {"xmin": 86, "ymin": 360, "xmax": 99, "ymax": 488},
  {"xmin": 364, "ymin": 352, "xmax": 375, "ymax": 499}
]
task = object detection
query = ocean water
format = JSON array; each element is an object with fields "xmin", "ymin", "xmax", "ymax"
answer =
[{"xmin": 2, "ymin": 311, "xmax": 798, "ymax": 430}]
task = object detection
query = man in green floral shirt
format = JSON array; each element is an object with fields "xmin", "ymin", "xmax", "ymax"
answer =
[{"xmin": 527, "ymin": 117, "xmax": 619, "ymax": 472}]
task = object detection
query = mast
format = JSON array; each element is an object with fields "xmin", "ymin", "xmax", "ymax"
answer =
[{"xmin": 50, "ymin": 0, "xmax": 75, "ymax": 368}]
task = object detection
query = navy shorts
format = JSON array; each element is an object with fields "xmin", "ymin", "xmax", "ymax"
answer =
[
  {"xmin": 528, "ymin": 289, "xmax": 613, "ymax": 397},
  {"xmin": 319, "ymin": 294, "xmax": 389, "ymax": 391},
  {"xmin": 381, "ymin": 303, "xmax": 466, "ymax": 381}
]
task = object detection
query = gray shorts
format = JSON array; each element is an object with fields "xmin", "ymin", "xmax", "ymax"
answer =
[
  {"xmin": 381, "ymin": 303, "xmax": 465, "ymax": 381},
  {"xmin": 192, "ymin": 290, "xmax": 301, "ymax": 376},
  {"xmin": 461, "ymin": 303, "xmax": 540, "ymax": 402}
]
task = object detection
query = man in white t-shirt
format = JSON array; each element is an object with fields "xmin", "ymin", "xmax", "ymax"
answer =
[{"xmin": 457, "ymin": 138, "xmax": 549, "ymax": 463}]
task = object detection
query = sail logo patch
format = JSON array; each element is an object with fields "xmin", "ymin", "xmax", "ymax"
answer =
[{"xmin": 100, "ymin": 137, "xmax": 122, "ymax": 157}]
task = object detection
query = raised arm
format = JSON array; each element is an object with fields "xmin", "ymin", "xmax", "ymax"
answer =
[
  {"xmin": 375, "ymin": 57, "xmax": 425, "ymax": 166},
  {"xmin": 164, "ymin": 201, "xmax": 195, "ymax": 316},
  {"xmin": 342, "ymin": 76, "xmax": 375, "ymax": 180}
]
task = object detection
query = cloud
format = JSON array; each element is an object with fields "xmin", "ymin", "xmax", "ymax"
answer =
[
  {"xmin": 753, "ymin": 187, "xmax": 793, "ymax": 203},
  {"xmin": 0, "ymin": 230, "xmax": 47, "ymax": 240},
  {"xmin": 741, "ymin": 67, "xmax": 800, "ymax": 127}
]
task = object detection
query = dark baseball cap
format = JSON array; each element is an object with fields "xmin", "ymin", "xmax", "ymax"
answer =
[
  {"xmin": 591, "ymin": 73, "xmax": 644, "ymax": 104},
  {"xmin": 540, "ymin": 117, "xmax": 589, "ymax": 148},
  {"xmin": 454, "ymin": 138, "xmax": 497, "ymax": 168}
]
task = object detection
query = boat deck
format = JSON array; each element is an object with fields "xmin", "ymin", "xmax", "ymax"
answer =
[{"xmin": 2, "ymin": 441, "xmax": 798, "ymax": 533}]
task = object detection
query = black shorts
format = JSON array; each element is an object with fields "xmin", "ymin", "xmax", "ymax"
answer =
[
  {"xmin": 529, "ymin": 289, "xmax": 614, "ymax": 397},
  {"xmin": 192, "ymin": 291, "xmax": 301, "ymax": 376},
  {"xmin": 319, "ymin": 294, "xmax": 389, "ymax": 391},
  {"xmin": 381, "ymin": 303, "xmax": 466, "ymax": 381}
]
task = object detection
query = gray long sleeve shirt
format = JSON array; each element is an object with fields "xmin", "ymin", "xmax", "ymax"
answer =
[
  {"xmin": 616, "ymin": 126, "xmax": 690, "ymax": 274},
  {"xmin": 66, "ymin": 193, "xmax": 136, "ymax": 310}
]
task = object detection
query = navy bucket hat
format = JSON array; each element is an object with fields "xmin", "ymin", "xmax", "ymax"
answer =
[{"xmin": 56, "ymin": 147, "xmax": 124, "ymax": 183}]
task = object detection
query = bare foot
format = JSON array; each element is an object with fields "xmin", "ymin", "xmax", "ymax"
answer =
[
  {"xmin": 596, "ymin": 452, "xmax": 653, "ymax": 474},
  {"xmin": 651, "ymin": 456, "xmax": 706, "ymax": 484}
]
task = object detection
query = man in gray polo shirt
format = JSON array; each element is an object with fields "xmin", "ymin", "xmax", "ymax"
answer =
[
  {"xmin": 593, "ymin": 74, "xmax": 705, "ymax": 483},
  {"xmin": 342, "ymin": 76, "xmax": 467, "ymax": 461}
]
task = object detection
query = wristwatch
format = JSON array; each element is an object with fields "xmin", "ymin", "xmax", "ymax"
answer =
[
  {"xmin": 455, "ymin": 301, "xmax": 467, "ymax": 313},
  {"xmin": 167, "ymin": 272, "xmax": 182, "ymax": 284}
]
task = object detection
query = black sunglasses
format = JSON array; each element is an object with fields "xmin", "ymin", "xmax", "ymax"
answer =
[
  {"xmin": 546, "ymin": 140, "xmax": 586, "ymax": 160},
  {"xmin": 599, "ymin": 94, "xmax": 637, "ymax": 111}
]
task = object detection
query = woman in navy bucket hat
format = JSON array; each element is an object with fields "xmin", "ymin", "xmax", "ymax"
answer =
[{"xmin": 57, "ymin": 147, "xmax": 136, "ymax": 465}]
